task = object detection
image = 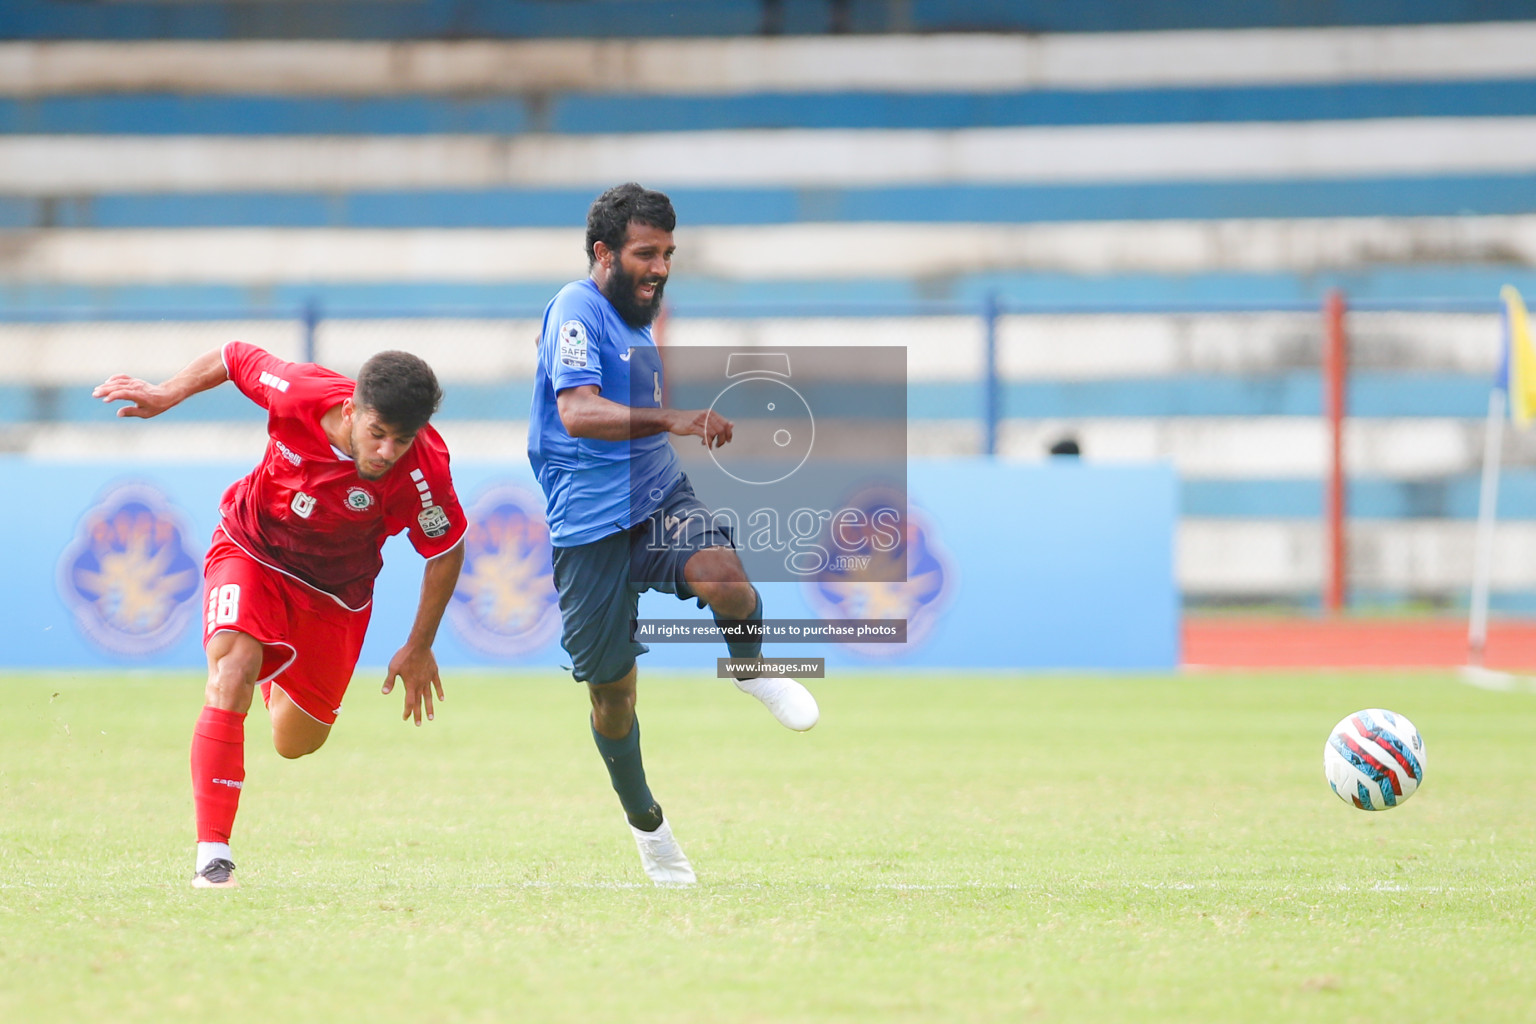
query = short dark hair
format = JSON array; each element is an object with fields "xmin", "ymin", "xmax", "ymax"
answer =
[
  {"xmin": 585, "ymin": 183, "xmax": 676, "ymax": 267},
  {"xmin": 355, "ymin": 350, "xmax": 442, "ymax": 434}
]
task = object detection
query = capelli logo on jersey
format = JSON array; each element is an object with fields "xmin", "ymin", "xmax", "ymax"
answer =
[
  {"xmin": 274, "ymin": 440, "xmax": 302, "ymax": 466},
  {"xmin": 56, "ymin": 482, "xmax": 202, "ymax": 656}
]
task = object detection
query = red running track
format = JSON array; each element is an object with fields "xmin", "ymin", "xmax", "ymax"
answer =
[{"xmin": 1183, "ymin": 618, "xmax": 1536, "ymax": 669}]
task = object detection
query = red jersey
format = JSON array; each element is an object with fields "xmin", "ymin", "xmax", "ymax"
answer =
[{"xmin": 216, "ymin": 340, "xmax": 467, "ymax": 611}]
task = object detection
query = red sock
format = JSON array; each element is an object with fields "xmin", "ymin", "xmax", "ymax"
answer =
[{"xmin": 191, "ymin": 706, "xmax": 247, "ymax": 844}]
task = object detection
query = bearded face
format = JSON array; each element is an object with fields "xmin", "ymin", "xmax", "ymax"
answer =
[{"xmin": 599, "ymin": 222, "xmax": 672, "ymax": 328}]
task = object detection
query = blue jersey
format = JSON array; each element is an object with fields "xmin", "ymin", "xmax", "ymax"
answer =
[{"xmin": 528, "ymin": 278, "xmax": 682, "ymax": 547}]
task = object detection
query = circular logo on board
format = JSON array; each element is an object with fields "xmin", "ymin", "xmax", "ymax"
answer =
[
  {"xmin": 802, "ymin": 494, "xmax": 955, "ymax": 659},
  {"xmin": 56, "ymin": 482, "xmax": 202, "ymax": 656},
  {"xmin": 447, "ymin": 485, "xmax": 560, "ymax": 657}
]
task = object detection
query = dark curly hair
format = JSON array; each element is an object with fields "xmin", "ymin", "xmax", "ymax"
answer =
[
  {"xmin": 585, "ymin": 183, "xmax": 676, "ymax": 267},
  {"xmin": 355, "ymin": 350, "xmax": 442, "ymax": 434}
]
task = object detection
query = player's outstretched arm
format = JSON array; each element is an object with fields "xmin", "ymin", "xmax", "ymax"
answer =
[
  {"xmin": 92, "ymin": 347, "xmax": 230, "ymax": 419},
  {"xmin": 383, "ymin": 540, "xmax": 465, "ymax": 726},
  {"xmin": 557, "ymin": 384, "xmax": 733, "ymax": 448}
]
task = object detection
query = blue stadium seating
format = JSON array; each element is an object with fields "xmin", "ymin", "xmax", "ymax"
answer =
[
  {"xmin": 4, "ymin": 0, "xmax": 1533, "ymax": 39},
  {"xmin": 5, "ymin": 3, "xmax": 1536, "ymax": 606},
  {"xmin": 2, "ymin": 176, "xmax": 1534, "ymax": 232}
]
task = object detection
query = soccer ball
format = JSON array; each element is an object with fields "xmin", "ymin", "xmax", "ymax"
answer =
[{"xmin": 1323, "ymin": 709, "xmax": 1426, "ymax": 810}]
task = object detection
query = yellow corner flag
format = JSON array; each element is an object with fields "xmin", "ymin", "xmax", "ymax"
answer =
[{"xmin": 1502, "ymin": 285, "xmax": 1536, "ymax": 427}]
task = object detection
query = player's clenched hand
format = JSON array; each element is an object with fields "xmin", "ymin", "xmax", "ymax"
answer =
[
  {"xmin": 383, "ymin": 642, "xmax": 445, "ymax": 726},
  {"xmin": 671, "ymin": 409, "xmax": 734, "ymax": 449},
  {"xmin": 92, "ymin": 375, "xmax": 176, "ymax": 418}
]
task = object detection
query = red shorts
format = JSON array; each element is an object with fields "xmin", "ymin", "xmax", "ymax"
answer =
[{"xmin": 202, "ymin": 528, "xmax": 372, "ymax": 726}]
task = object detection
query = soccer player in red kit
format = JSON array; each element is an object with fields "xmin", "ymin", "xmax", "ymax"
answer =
[{"xmin": 93, "ymin": 342, "xmax": 467, "ymax": 888}]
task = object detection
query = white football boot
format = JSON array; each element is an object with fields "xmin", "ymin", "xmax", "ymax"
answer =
[
  {"xmin": 735, "ymin": 676, "xmax": 820, "ymax": 731},
  {"xmin": 630, "ymin": 817, "xmax": 697, "ymax": 886}
]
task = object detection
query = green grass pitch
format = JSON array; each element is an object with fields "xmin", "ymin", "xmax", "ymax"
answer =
[{"xmin": 3, "ymin": 669, "xmax": 1536, "ymax": 1022}]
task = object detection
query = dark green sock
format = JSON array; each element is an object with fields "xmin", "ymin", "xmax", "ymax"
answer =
[
  {"xmin": 591, "ymin": 715, "xmax": 662, "ymax": 832},
  {"xmin": 714, "ymin": 586, "xmax": 763, "ymax": 661}
]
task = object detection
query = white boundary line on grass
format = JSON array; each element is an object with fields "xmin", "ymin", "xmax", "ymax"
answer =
[
  {"xmin": 0, "ymin": 881, "xmax": 1486, "ymax": 894},
  {"xmin": 1458, "ymin": 665, "xmax": 1536, "ymax": 693}
]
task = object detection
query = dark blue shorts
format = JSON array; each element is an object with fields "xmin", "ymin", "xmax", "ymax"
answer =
[{"xmin": 551, "ymin": 475, "xmax": 733, "ymax": 686}]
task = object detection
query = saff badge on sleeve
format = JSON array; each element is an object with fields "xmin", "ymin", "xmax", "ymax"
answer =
[
  {"xmin": 418, "ymin": 504, "xmax": 452, "ymax": 539},
  {"xmin": 558, "ymin": 320, "xmax": 589, "ymax": 368}
]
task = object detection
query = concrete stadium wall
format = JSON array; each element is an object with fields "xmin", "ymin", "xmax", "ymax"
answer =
[
  {"xmin": 5, "ymin": 24, "xmax": 1536, "ymax": 95},
  {"xmin": 4, "ymin": 120, "xmax": 1536, "ymax": 193},
  {"xmin": 0, "ymin": 308, "xmax": 1504, "ymax": 383},
  {"xmin": 6, "ymin": 221, "xmax": 1536, "ymax": 283}
]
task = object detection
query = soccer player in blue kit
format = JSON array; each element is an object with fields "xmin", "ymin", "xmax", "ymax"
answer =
[{"xmin": 529, "ymin": 183, "xmax": 819, "ymax": 885}]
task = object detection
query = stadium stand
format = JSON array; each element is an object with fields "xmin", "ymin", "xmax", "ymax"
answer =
[{"xmin": 4, "ymin": 0, "xmax": 1536, "ymax": 609}]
